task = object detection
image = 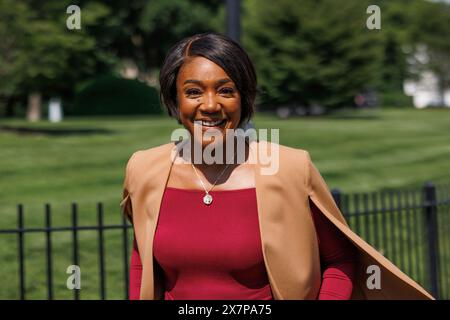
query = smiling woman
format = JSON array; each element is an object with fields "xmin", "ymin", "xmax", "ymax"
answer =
[{"xmin": 120, "ymin": 32, "xmax": 434, "ymax": 300}]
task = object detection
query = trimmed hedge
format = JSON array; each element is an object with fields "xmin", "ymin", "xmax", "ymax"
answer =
[
  {"xmin": 70, "ymin": 75, "xmax": 162, "ymax": 116},
  {"xmin": 380, "ymin": 91, "xmax": 414, "ymax": 108}
]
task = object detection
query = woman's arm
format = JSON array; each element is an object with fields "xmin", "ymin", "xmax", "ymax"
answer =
[
  {"xmin": 309, "ymin": 198, "xmax": 357, "ymax": 300},
  {"xmin": 129, "ymin": 235, "xmax": 142, "ymax": 300}
]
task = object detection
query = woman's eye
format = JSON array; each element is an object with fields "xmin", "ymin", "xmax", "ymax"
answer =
[
  {"xmin": 185, "ymin": 88, "xmax": 202, "ymax": 96},
  {"xmin": 219, "ymin": 87, "xmax": 234, "ymax": 95}
]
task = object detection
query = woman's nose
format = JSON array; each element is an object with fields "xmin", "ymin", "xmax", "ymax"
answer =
[{"xmin": 200, "ymin": 92, "xmax": 221, "ymax": 113}]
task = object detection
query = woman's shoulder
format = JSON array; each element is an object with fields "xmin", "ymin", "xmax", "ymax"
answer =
[
  {"xmin": 246, "ymin": 140, "xmax": 313, "ymax": 179},
  {"xmin": 126, "ymin": 142, "xmax": 175, "ymax": 164},
  {"xmin": 252, "ymin": 140, "xmax": 311, "ymax": 163},
  {"xmin": 123, "ymin": 142, "xmax": 175, "ymax": 181}
]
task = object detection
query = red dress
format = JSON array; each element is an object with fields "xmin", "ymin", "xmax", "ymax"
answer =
[{"xmin": 129, "ymin": 187, "xmax": 356, "ymax": 300}]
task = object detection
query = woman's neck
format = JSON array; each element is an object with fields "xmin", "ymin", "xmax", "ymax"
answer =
[{"xmin": 177, "ymin": 138, "xmax": 251, "ymax": 173}]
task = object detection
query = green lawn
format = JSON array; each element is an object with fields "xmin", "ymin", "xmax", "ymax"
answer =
[{"xmin": 0, "ymin": 107, "xmax": 449, "ymax": 299}]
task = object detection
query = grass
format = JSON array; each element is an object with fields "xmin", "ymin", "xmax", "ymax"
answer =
[{"xmin": 0, "ymin": 107, "xmax": 449, "ymax": 299}]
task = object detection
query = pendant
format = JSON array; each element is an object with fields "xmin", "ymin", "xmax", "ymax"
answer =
[{"xmin": 203, "ymin": 193, "xmax": 213, "ymax": 205}]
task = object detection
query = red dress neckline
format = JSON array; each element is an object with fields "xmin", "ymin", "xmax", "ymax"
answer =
[{"xmin": 164, "ymin": 186, "xmax": 256, "ymax": 193}]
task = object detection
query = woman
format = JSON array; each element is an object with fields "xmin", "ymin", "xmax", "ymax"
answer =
[{"xmin": 121, "ymin": 32, "xmax": 434, "ymax": 300}]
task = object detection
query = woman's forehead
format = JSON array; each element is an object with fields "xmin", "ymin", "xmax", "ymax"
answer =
[{"xmin": 177, "ymin": 56, "xmax": 232, "ymax": 84}]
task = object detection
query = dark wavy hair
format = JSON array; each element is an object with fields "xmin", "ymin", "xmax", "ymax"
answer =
[{"xmin": 159, "ymin": 32, "xmax": 257, "ymax": 126}]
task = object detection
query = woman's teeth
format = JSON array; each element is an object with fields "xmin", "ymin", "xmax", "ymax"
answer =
[{"xmin": 200, "ymin": 120, "xmax": 225, "ymax": 127}]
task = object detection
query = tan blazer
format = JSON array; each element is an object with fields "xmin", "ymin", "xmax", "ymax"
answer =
[{"xmin": 120, "ymin": 140, "xmax": 434, "ymax": 300}]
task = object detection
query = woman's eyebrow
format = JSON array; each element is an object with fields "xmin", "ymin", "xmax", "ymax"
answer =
[
  {"xmin": 216, "ymin": 78, "xmax": 232, "ymax": 86},
  {"xmin": 183, "ymin": 79, "xmax": 202, "ymax": 85},
  {"xmin": 183, "ymin": 78, "xmax": 232, "ymax": 86}
]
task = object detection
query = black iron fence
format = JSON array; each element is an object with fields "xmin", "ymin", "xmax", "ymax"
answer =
[
  {"xmin": 0, "ymin": 182, "xmax": 448, "ymax": 300},
  {"xmin": 332, "ymin": 182, "xmax": 449, "ymax": 300},
  {"xmin": 0, "ymin": 203, "xmax": 133, "ymax": 300}
]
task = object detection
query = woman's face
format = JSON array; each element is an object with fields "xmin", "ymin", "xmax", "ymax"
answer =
[{"xmin": 176, "ymin": 56, "xmax": 241, "ymax": 148}]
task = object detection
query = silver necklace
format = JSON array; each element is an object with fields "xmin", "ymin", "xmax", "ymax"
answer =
[{"xmin": 191, "ymin": 162, "xmax": 232, "ymax": 205}]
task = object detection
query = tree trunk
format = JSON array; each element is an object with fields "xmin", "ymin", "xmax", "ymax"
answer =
[{"xmin": 26, "ymin": 91, "xmax": 41, "ymax": 122}]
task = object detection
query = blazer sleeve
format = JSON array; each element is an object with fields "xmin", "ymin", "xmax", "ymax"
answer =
[
  {"xmin": 120, "ymin": 153, "xmax": 136, "ymax": 224},
  {"xmin": 304, "ymin": 151, "xmax": 434, "ymax": 300}
]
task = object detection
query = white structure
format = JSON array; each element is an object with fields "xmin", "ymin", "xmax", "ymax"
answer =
[
  {"xmin": 404, "ymin": 71, "xmax": 450, "ymax": 109},
  {"xmin": 48, "ymin": 97, "xmax": 63, "ymax": 122},
  {"xmin": 403, "ymin": 45, "xmax": 450, "ymax": 108}
]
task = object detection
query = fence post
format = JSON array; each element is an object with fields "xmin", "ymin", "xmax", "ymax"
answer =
[
  {"xmin": 423, "ymin": 182, "xmax": 440, "ymax": 299},
  {"xmin": 17, "ymin": 204, "xmax": 25, "ymax": 300}
]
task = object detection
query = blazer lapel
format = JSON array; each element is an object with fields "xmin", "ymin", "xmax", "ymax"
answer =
[
  {"xmin": 249, "ymin": 140, "xmax": 321, "ymax": 300},
  {"xmin": 250, "ymin": 140, "xmax": 284, "ymax": 299},
  {"xmin": 139, "ymin": 142, "xmax": 177, "ymax": 300}
]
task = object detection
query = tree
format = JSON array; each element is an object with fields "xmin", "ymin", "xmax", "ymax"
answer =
[
  {"xmin": 242, "ymin": 0, "xmax": 383, "ymax": 110},
  {"xmin": 104, "ymin": 0, "xmax": 224, "ymax": 83},
  {"xmin": 0, "ymin": 0, "xmax": 116, "ymax": 120},
  {"xmin": 0, "ymin": 0, "xmax": 29, "ymax": 117},
  {"xmin": 376, "ymin": 0, "xmax": 411, "ymax": 104},
  {"xmin": 0, "ymin": 0, "xmax": 224, "ymax": 119}
]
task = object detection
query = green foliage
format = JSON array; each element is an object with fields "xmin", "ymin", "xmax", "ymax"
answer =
[
  {"xmin": 70, "ymin": 75, "xmax": 162, "ymax": 116},
  {"xmin": 0, "ymin": 0, "xmax": 224, "ymax": 117},
  {"xmin": 0, "ymin": 0, "xmax": 29, "ymax": 97},
  {"xmin": 2, "ymin": 0, "xmax": 115, "ymax": 96},
  {"xmin": 380, "ymin": 91, "xmax": 413, "ymax": 108},
  {"xmin": 138, "ymin": 0, "xmax": 224, "ymax": 59},
  {"xmin": 376, "ymin": 0, "xmax": 450, "ymax": 106},
  {"xmin": 1, "ymin": 0, "xmax": 449, "ymax": 116},
  {"xmin": 99, "ymin": 0, "xmax": 224, "ymax": 74},
  {"xmin": 243, "ymin": 0, "xmax": 383, "ymax": 109},
  {"xmin": 408, "ymin": 0, "xmax": 450, "ymax": 95},
  {"xmin": 243, "ymin": 0, "xmax": 450, "ymax": 109}
]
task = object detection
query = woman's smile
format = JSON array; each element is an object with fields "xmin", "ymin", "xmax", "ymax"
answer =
[{"xmin": 194, "ymin": 118, "xmax": 228, "ymax": 131}]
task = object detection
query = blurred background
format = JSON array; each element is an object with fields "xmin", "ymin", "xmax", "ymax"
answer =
[{"xmin": 0, "ymin": 0, "xmax": 449, "ymax": 300}]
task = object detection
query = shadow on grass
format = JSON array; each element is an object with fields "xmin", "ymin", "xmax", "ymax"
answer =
[{"xmin": 0, "ymin": 125, "xmax": 116, "ymax": 136}]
